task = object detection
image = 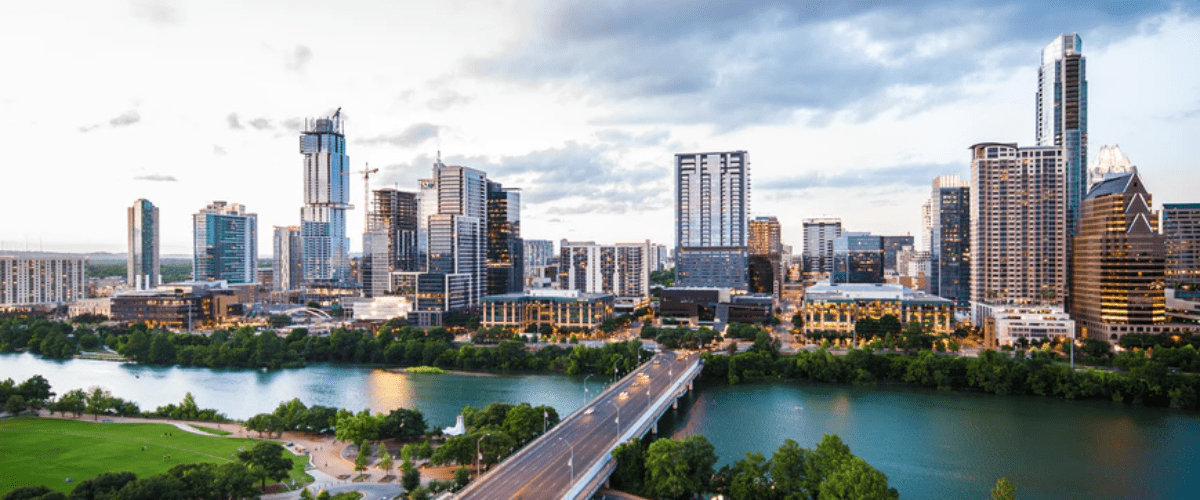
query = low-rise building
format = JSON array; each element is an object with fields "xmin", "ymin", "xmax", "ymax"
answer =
[
  {"xmin": 110, "ymin": 281, "xmax": 239, "ymax": 330},
  {"xmin": 800, "ymin": 282, "xmax": 954, "ymax": 335},
  {"xmin": 68, "ymin": 298, "xmax": 112, "ymax": 318},
  {"xmin": 345, "ymin": 296, "xmax": 414, "ymax": 322},
  {"xmin": 979, "ymin": 306, "xmax": 1075, "ymax": 346},
  {"xmin": 480, "ymin": 289, "xmax": 614, "ymax": 331}
]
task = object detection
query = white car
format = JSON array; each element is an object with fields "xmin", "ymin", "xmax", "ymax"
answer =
[
  {"xmin": 584, "ymin": 407, "xmax": 595, "ymax": 415},
  {"xmin": 619, "ymin": 391, "xmax": 629, "ymax": 398}
]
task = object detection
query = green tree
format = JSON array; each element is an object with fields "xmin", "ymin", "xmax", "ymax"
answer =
[
  {"xmin": 3, "ymin": 485, "xmax": 66, "ymax": 500},
  {"xmin": 379, "ymin": 446, "xmax": 394, "ymax": 474},
  {"xmin": 817, "ymin": 456, "xmax": 899, "ymax": 499},
  {"xmin": 334, "ymin": 409, "xmax": 380, "ymax": 448},
  {"xmin": 401, "ymin": 460, "xmax": 420, "ymax": 491},
  {"xmin": 52, "ymin": 389, "xmax": 88, "ymax": 418},
  {"xmin": 770, "ymin": 438, "xmax": 813, "ymax": 500},
  {"xmin": 990, "ymin": 477, "xmax": 1017, "ymax": 500},
  {"xmin": 85, "ymin": 387, "xmax": 114, "ymax": 420},
  {"xmin": 316, "ymin": 490, "xmax": 331, "ymax": 500},
  {"xmin": 644, "ymin": 435, "xmax": 717, "ymax": 500},
  {"xmin": 728, "ymin": 452, "xmax": 773, "ymax": 500},
  {"xmin": 236, "ymin": 442, "xmax": 294, "ymax": 489},
  {"xmin": 454, "ymin": 466, "xmax": 471, "ymax": 489},
  {"xmin": 609, "ymin": 441, "xmax": 645, "ymax": 493},
  {"xmin": 67, "ymin": 471, "xmax": 137, "ymax": 500},
  {"xmin": 355, "ymin": 442, "xmax": 371, "ymax": 472}
]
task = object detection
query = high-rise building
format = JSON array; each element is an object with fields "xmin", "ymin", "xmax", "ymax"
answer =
[
  {"xmin": 802, "ymin": 217, "xmax": 842, "ymax": 285},
  {"xmin": 674, "ymin": 151, "xmax": 749, "ymax": 289},
  {"xmin": 559, "ymin": 241, "xmax": 652, "ymax": 306},
  {"xmin": 1071, "ymin": 169, "xmax": 1166, "ymax": 341},
  {"xmin": 749, "ymin": 216, "xmax": 782, "ymax": 295},
  {"xmin": 272, "ymin": 226, "xmax": 302, "ymax": 292},
  {"xmin": 127, "ymin": 199, "xmax": 160, "ymax": 290},
  {"xmin": 487, "ymin": 181, "xmax": 523, "ymax": 295},
  {"xmin": 193, "ymin": 201, "xmax": 257, "ymax": 284},
  {"xmin": 417, "ymin": 176, "xmax": 438, "ymax": 271},
  {"xmin": 927, "ymin": 175, "xmax": 971, "ymax": 308},
  {"xmin": 299, "ymin": 109, "xmax": 351, "ymax": 284},
  {"xmin": 0, "ymin": 253, "xmax": 87, "ymax": 306},
  {"xmin": 524, "ymin": 240, "xmax": 555, "ymax": 267},
  {"xmin": 881, "ymin": 235, "xmax": 914, "ymax": 275},
  {"xmin": 833, "ymin": 233, "xmax": 884, "ymax": 284},
  {"xmin": 1164, "ymin": 204, "xmax": 1200, "ymax": 288},
  {"xmin": 361, "ymin": 229, "xmax": 390, "ymax": 298},
  {"xmin": 970, "ymin": 143, "xmax": 1065, "ymax": 321},
  {"xmin": 1036, "ymin": 33, "xmax": 1088, "ymax": 233},
  {"xmin": 370, "ymin": 188, "xmax": 420, "ymax": 273}
]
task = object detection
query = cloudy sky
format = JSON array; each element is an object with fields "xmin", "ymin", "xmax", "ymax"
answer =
[{"xmin": 2, "ymin": 0, "xmax": 1198, "ymax": 257}]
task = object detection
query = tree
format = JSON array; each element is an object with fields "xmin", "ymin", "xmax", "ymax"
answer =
[
  {"xmin": 770, "ymin": 438, "xmax": 813, "ymax": 499},
  {"xmin": 817, "ymin": 456, "xmax": 899, "ymax": 500},
  {"xmin": 990, "ymin": 477, "xmax": 1017, "ymax": 500},
  {"xmin": 355, "ymin": 442, "xmax": 371, "ymax": 472},
  {"xmin": 85, "ymin": 387, "xmax": 114, "ymax": 420},
  {"xmin": 454, "ymin": 466, "xmax": 471, "ymax": 489},
  {"xmin": 112, "ymin": 474, "xmax": 184, "ymax": 500},
  {"xmin": 1, "ymin": 485, "xmax": 66, "ymax": 500},
  {"xmin": 728, "ymin": 452, "xmax": 773, "ymax": 500},
  {"xmin": 236, "ymin": 442, "xmax": 294, "ymax": 489},
  {"xmin": 52, "ymin": 389, "xmax": 87, "ymax": 418},
  {"xmin": 379, "ymin": 446, "xmax": 394, "ymax": 474},
  {"xmin": 610, "ymin": 441, "xmax": 645, "ymax": 493},
  {"xmin": 68, "ymin": 471, "xmax": 138, "ymax": 500},
  {"xmin": 644, "ymin": 435, "xmax": 717, "ymax": 500},
  {"xmin": 4, "ymin": 394, "xmax": 26, "ymax": 415},
  {"xmin": 401, "ymin": 460, "xmax": 420, "ymax": 491},
  {"xmin": 334, "ymin": 409, "xmax": 380, "ymax": 448}
]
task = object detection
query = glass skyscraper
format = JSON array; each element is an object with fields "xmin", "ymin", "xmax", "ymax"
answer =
[
  {"xmin": 299, "ymin": 110, "xmax": 351, "ymax": 284},
  {"xmin": 193, "ymin": 201, "xmax": 257, "ymax": 284},
  {"xmin": 127, "ymin": 198, "xmax": 160, "ymax": 290},
  {"xmin": 1036, "ymin": 33, "xmax": 1087, "ymax": 233}
]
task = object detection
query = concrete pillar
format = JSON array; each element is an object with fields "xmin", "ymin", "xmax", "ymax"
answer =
[
  {"xmin": 672, "ymin": 398, "xmax": 678, "ymax": 410},
  {"xmin": 652, "ymin": 423, "xmax": 657, "ymax": 434}
]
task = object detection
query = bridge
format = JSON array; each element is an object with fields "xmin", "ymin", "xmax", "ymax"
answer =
[{"xmin": 454, "ymin": 350, "xmax": 704, "ymax": 500}]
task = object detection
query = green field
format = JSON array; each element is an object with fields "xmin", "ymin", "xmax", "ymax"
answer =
[
  {"xmin": 0, "ymin": 418, "xmax": 309, "ymax": 495},
  {"xmin": 187, "ymin": 423, "xmax": 233, "ymax": 436}
]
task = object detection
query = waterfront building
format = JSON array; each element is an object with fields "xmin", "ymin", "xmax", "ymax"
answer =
[
  {"xmin": 110, "ymin": 281, "xmax": 237, "ymax": 330},
  {"xmin": 1164, "ymin": 203, "xmax": 1200, "ymax": 288},
  {"xmin": 802, "ymin": 217, "xmax": 842, "ymax": 285},
  {"xmin": 127, "ymin": 199, "xmax": 160, "ymax": 290},
  {"xmin": 833, "ymin": 233, "xmax": 884, "ymax": 284},
  {"xmin": 659, "ymin": 287, "xmax": 773, "ymax": 326},
  {"xmin": 978, "ymin": 305, "xmax": 1076, "ymax": 346},
  {"xmin": 193, "ymin": 201, "xmax": 257, "ymax": 284},
  {"xmin": 347, "ymin": 296, "xmax": 414, "ymax": 321},
  {"xmin": 928, "ymin": 176, "xmax": 971, "ymax": 308},
  {"xmin": 273, "ymin": 226, "xmax": 302, "ymax": 292},
  {"xmin": 0, "ymin": 253, "xmax": 87, "ymax": 306},
  {"xmin": 299, "ymin": 109, "xmax": 351, "ymax": 284},
  {"xmin": 749, "ymin": 216, "xmax": 783, "ymax": 296},
  {"xmin": 800, "ymin": 282, "xmax": 954, "ymax": 335},
  {"xmin": 480, "ymin": 289, "xmax": 614, "ymax": 332},
  {"xmin": 559, "ymin": 240, "xmax": 652, "ymax": 309},
  {"xmin": 487, "ymin": 181, "xmax": 524, "ymax": 295},
  {"xmin": 674, "ymin": 151, "xmax": 749, "ymax": 289},
  {"xmin": 1071, "ymin": 168, "xmax": 1174, "ymax": 342},
  {"xmin": 969, "ymin": 143, "xmax": 1065, "ymax": 322},
  {"xmin": 1036, "ymin": 33, "xmax": 1088, "ymax": 233}
]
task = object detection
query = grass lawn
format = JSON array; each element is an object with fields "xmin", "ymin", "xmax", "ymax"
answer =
[
  {"xmin": 0, "ymin": 417, "xmax": 310, "ymax": 495},
  {"xmin": 187, "ymin": 423, "xmax": 233, "ymax": 436}
]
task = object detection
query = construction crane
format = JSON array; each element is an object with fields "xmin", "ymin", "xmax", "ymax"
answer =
[{"xmin": 356, "ymin": 163, "xmax": 379, "ymax": 231}]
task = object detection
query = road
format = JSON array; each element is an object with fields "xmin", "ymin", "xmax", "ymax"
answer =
[{"xmin": 457, "ymin": 350, "xmax": 699, "ymax": 500}]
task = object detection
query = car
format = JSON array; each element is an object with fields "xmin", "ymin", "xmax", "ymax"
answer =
[
  {"xmin": 619, "ymin": 391, "xmax": 629, "ymax": 398},
  {"xmin": 584, "ymin": 407, "xmax": 595, "ymax": 415}
]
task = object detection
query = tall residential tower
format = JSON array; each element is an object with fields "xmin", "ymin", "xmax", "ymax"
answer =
[
  {"xmin": 299, "ymin": 109, "xmax": 351, "ymax": 284},
  {"xmin": 127, "ymin": 199, "xmax": 160, "ymax": 290},
  {"xmin": 193, "ymin": 201, "xmax": 257, "ymax": 284},
  {"xmin": 674, "ymin": 151, "xmax": 749, "ymax": 288},
  {"xmin": 1036, "ymin": 33, "xmax": 1088, "ymax": 232}
]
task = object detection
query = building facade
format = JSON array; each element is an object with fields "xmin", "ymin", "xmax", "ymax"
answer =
[
  {"xmin": 800, "ymin": 283, "xmax": 954, "ymax": 335},
  {"xmin": 802, "ymin": 217, "xmax": 842, "ymax": 285},
  {"xmin": 749, "ymin": 216, "xmax": 782, "ymax": 296},
  {"xmin": 0, "ymin": 253, "xmax": 87, "ymax": 306},
  {"xmin": 299, "ymin": 110, "xmax": 351, "ymax": 284},
  {"xmin": 127, "ymin": 199, "xmax": 160, "ymax": 290},
  {"xmin": 970, "ymin": 143, "xmax": 1065, "ymax": 322},
  {"xmin": 487, "ymin": 181, "xmax": 523, "ymax": 295},
  {"xmin": 1164, "ymin": 203, "xmax": 1200, "ymax": 288},
  {"xmin": 1036, "ymin": 33, "xmax": 1088, "ymax": 234},
  {"xmin": 833, "ymin": 233, "xmax": 884, "ymax": 284},
  {"xmin": 1071, "ymin": 169, "xmax": 1167, "ymax": 342},
  {"xmin": 480, "ymin": 289, "xmax": 614, "ymax": 331},
  {"xmin": 193, "ymin": 201, "xmax": 257, "ymax": 284},
  {"xmin": 370, "ymin": 188, "xmax": 420, "ymax": 273},
  {"xmin": 929, "ymin": 176, "xmax": 971, "ymax": 309},
  {"xmin": 675, "ymin": 151, "xmax": 749, "ymax": 289},
  {"xmin": 111, "ymin": 281, "xmax": 237, "ymax": 330},
  {"xmin": 273, "ymin": 226, "xmax": 302, "ymax": 292},
  {"xmin": 559, "ymin": 240, "xmax": 652, "ymax": 307}
]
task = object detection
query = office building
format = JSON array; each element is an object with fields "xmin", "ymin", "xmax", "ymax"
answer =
[
  {"xmin": 1036, "ymin": 33, "xmax": 1088, "ymax": 233},
  {"xmin": 111, "ymin": 281, "xmax": 237, "ymax": 330},
  {"xmin": 881, "ymin": 235, "xmax": 914, "ymax": 275},
  {"xmin": 980, "ymin": 306, "xmax": 1076, "ymax": 346},
  {"xmin": 833, "ymin": 233, "xmax": 884, "ymax": 284},
  {"xmin": 127, "ymin": 199, "xmax": 160, "ymax": 290},
  {"xmin": 273, "ymin": 226, "xmax": 302, "ymax": 292},
  {"xmin": 749, "ymin": 216, "xmax": 782, "ymax": 295},
  {"xmin": 1071, "ymin": 168, "xmax": 1170, "ymax": 342},
  {"xmin": 370, "ymin": 188, "xmax": 420, "ymax": 273},
  {"xmin": 1164, "ymin": 204, "xmax": 1200, "ymax": 288},
  {"xmin": 299, "ymin": 109, "xmax": 351, "ymax": 284},
  {"xmin": 0, "ymin": 253, "xmax": 87, "ymax": 306},
  {"xmin": 970, "ymin": 143, "xmax": 1065, "ymax": 322},
  {"xmin": 559, "ymin": 240, "xmax": 652, "ymax": 308},
  {"xmin": 193, "ymin": 201, "xmax": 257, "ymax": 284},
  {"xmin": 674, "ymin": 151, "xmax": 749, "ymax": 289},
  {"xmin": 361, "ymin": 229, "xmax": 390, "ymax": 298},
  {"xmin": 480, "ymin": 289, "xmax": 614, "ymax": 332},
  {"xmin": 928, "ymin": 176, "xmax": 971, "ymax": 308},
  {"xmin": 802, "ymin": 218, "xmax": 842, "ymax": 285},
  {"xmin": 417, "ymin": 177, "xmax": 438, "ymax": 271},
  {"xmin": 487, "ymin": 181, "xmax": 523, "ymax": 295},
  {"xmin": 799, "ymin": 283, "xmax": 954, "ymax": 336},
  {"xmin": 525, "ymin": 240, "xmax": 555, "ymax": 267}
]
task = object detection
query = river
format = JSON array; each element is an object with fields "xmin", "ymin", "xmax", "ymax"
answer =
[{"xmin": 3, "ymin": 353, "xmax": 1198, "ymax": 499}]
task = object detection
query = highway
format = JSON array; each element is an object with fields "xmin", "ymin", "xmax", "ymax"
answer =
[{"xmin": 456, "ymin": 350, "xmax": 700, "ymax": 500}]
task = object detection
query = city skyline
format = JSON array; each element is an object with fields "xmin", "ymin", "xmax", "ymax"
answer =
[{"xmin": 2, "ymin": 2, "xmax": 1199, "ymax": 256}]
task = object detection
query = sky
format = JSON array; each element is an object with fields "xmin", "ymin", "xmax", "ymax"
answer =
[{"xmin": 2, "ymin": 0, "xmax": 1199, "ymax": 257}]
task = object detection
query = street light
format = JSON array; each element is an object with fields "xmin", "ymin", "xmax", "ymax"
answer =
[
  {"xmin": 476, "ymin": 433, "xmax": 491, "ymax": 478},
  {"xmin": 557, "ymin": 437, "xmax": 575, "ymax": 483},
  {"xmin": 583, "ymin": 374, "xmax": 595, "ymax": 405},
  {"xmin": 607, "ymin": 400, "xmax": 620, "ymax": 437}
]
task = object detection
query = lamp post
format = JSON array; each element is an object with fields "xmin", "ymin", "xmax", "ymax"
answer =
[
  {"xmin": 583, "ymin": 374, "xmax": 594, "ymax": 405},
  {"xmin": 607, "ymin": 400, "xmax": 620, "ymax": 437},
  {"xmin": 476, "ymin": 433, "xmax": 490, "ymax": 478},
  {"xmin": 557, "ymin": 437, "xmax": 575, "ymax": 483}
]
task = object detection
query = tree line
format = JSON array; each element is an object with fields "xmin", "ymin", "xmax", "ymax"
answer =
[
  {"xmin": 703, "ymin": 344, "xmax": 1200, "ymax": 409},
  {"xmin": 1, "ymin": 441, "xmax": 291, "ymax": 500}
]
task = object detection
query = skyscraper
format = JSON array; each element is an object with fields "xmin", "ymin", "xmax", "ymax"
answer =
[
  {"xmin": 802, "ymin": 217, "xmax": 842, "ymax": 285},
  {"xmin": 928, "ymin": 175, "xmax": 971, "ymax": 307},
  {"xmin": 970, "ymin": 143, "xmax": 1065, "ymax": 320},
  {"xmin": 1164, "ymin": 204, "xmax": 1200, "ymax": 288},
  {"xmin": 1036, "ymin": 33, "xmax": 1088, "ymax": 232},
  {"xmin": 833, "ymin": 233, "xmax": 884, "ymax": 284},
  {"xmin": 273, "ymin": 226, "xmax": 302, "ymax": 292},
  {"xmin": 370, "ymin": 188, "xmax": 420, "ymax": 272},
  {"xmin": 487, "ymin": 181, "xmax": 523, "ymax": 295},
  {"xmin": 1071, "ymin": 168, "xmax": 1166, "ymax": 341},
  {"xmin": 559, "ymin": 241, "xmax": 652, "ymax": 304},
  {"xmin": 127, "ymin": 199, "xmax": 160, "ymax": 290},
  {"xmin": 299, "ymin": 109, "xmax": 351, "ymax": 284},
  {"xmin": 674, "ymin": 151, "xmax": 749, "ymax": 288},
  {"xmin": 748, "ymin": 216, "xmax": 782, "ymax": 295},
  {"xmin": 881, "ymin": 235, "xmax": 915, "ymax": 275},
  {"xmin": 193, "ymin": 201, "xmax": 257, "ymax": 284}
]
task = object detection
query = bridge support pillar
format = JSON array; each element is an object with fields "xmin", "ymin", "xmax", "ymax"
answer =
[
  {"xmin": 688, "ymin": 381, "xmax": 693, "ymax": 392},
  {"xmin": 672, "ymin": 398, "xmax": 678, "ymax": 410},
  {"xmin": 652, "ymin": 423, "xmax": 657, "ymax": 434}
]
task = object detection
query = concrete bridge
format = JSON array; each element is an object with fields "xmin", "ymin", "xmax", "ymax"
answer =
[{"xmin": 454, "ymin": 350, "xmax": 704, "ymax": 500}]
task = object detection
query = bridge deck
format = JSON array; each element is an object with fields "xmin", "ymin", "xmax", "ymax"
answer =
[{"xmin": 455, "ymin": 350, "xmax": 702, "ymax": 500}]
